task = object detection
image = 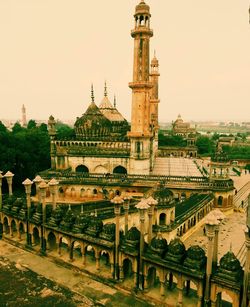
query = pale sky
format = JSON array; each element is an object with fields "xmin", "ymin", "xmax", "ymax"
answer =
[{"xmin": 0, "ymin": 0, "xmax": 250, "ymax": 123}]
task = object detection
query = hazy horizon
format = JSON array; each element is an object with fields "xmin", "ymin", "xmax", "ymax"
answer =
[{"xmin": 0, "ymin": 0, "xmax": 250, "ymax": 123}]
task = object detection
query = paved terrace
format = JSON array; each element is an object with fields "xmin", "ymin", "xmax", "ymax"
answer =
[{"xmin": 152, "ymin": 157, "xmax": 204, "ymax": 177}]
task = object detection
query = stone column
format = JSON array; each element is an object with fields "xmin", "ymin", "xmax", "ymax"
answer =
[
  {"xmin": 135, "ymin": 199, "xmax": 150, "ymax": 290},
  {"xmin": 48, "ymin": 178, "xmax": 59, "ymax": 210},
  {"xmin": 33, "ymin": 175, "xmax": 42, "ymax": 203},
  {"xmin": 39, "ymin": 181, "xmax": 48, "ymax": 254},
  {"xmin": 146, "ymin": 197, "xmax": 158, "ymax": 245},
  {"xmin": 212, "ymin": 224, "xmax": 219, "ymax": 267},
  {"xmin": 22, "ymin": 178, "xmax": 33, "ymax": 246},
  {"xmin": 212, "ymin": 209, "xmax": 225, "ymax": 268},
  {"xmin": 123, "ymin": 196, "xmax": 131, "ymax": 236},
  {"xmin": 111, "ymin": 195, "xmax": 124, "ymax": 280},
  {"xmin": 4, "ymin": 171, "xmax": 14, "ymax": 196},
  {"xmin": 204, "ymin": 216, "xmax": 219, "ymax": 306}
]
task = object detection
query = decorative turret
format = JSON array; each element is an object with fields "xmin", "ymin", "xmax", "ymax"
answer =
[{"xmin": 215, "ymin": 251, "xmax": 243, "ymax": 281}]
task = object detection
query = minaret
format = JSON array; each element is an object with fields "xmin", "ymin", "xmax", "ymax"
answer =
[
  {"xmin": 21, "ymin": 104, "xmax": 27, "ymax": 127},
  {"xmin": 128, "ymin": 1, "xmax": 154, "ymax": 174},
  {"xmin": 149, "ymin": 51, "xmax": 160, "ymax": 156}
]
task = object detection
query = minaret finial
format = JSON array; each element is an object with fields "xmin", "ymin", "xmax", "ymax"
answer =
[
  {"xmin": 91, "ymin": 84, "xmax": 95, "ymax": 103},
  {"xmin": 230, "ymin": 242, "xmax": 233, "ymax": 252},
  {"xmin": 114, "ymin": 95, "xmax": 117, "ymax": 108},
  {"xmin": 104, "ymin": 81, "xmax": 108, "ymax": 97},
  {"xmin": 154, "ymin": 50, "xmax": 156, "ymax": 57}
]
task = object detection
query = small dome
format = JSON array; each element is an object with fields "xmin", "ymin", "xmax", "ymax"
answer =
[
  {"xmin": 85, "ymin": 216, "xmax": 103, "ymax": 237},
  {"xmin": 168, "ymin": 238, "xmax": 186, "ymax": 256},
  {"xmin": 135, "ymin": 1, "xmax": 150, "ymax": 14},
  {"xmin": 150, "ymin": 233, "xmax": 168, "ymax": 256},
  {"xmin": 219, "ymin": 251, "xmax": 241, "ymax": 272},
  {"xmin": 186, "ymin": 245, "xmax": 206, "ymax": 261},
  {"xmin": 126, "ymin": 226, "xmax": 140, "ymax": 241}
]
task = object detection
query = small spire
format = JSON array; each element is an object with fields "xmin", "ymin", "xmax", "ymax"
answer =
[
  {"xmin": 114, "ymin": 95, "xmax": 117, "ymax": 108},
  {"xmin": 91, "ymin": 84, "xmax": 95, "ymax": 103},
  {"xmin": 68, "ymin": 204, "xmax": 71, "ymax": 211},
  {"xmin": 230, "ymin": 242, "xmax": 233, "ymax": 252},
  {"xmin": 95, "ymin": 209, "xmax": 97, "ymax": 217},
  {"xmin": 104, "ymin": 81, "xmax": 108, "ymax": 97},
  {"xmin": 81, "ymin": 205, "xmax": 83, "ymax": 214},
  {"xmin": 154, "ymin": 50, "xmax": 156, "ymax": 58}
]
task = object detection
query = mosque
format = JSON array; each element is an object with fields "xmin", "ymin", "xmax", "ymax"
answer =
[{"xmin": 0, "ymin": 1, "xmax": 249, "ymax": 306}]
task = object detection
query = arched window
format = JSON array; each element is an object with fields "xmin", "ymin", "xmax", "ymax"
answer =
[
  {"xmin": 113, "ymin": 166, "xmax": 127, "ymax": 174},
  {"xmin": 76, "ymin": 165, "xmax": 89, "ymax": 173},
  {"xmin": 159, "ymin": 213, "xmax": 166, "ymax": 225}
]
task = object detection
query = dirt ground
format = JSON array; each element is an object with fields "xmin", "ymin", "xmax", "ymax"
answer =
[
  {"xmin": 0, "ymin": 240, "xmax": 153, "ymax": 307},
  {"xmin": 0, "ymin": 255, "xmax": 93, "ymax": 307}
]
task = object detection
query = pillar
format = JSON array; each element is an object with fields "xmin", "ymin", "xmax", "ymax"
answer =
[
  {"xmin": 204, "ymin": 221, "xmax": 217, "ymax": 305},
  {"xmin": 4, "ymin": 171, "xmax": 14, "ymax": 196}
]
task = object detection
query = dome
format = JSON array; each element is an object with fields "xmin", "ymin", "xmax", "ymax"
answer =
[
  {"xmin": 168, "ymin": 238, "xmax": 186, "ymax": 256},
  {"xmin": 74, "ymin": 102, "xmax": 112, "ymax": 140},
  {"xmin": 72, "ymin": 211, "xmax": 89, "ymax": 233},
  {"xmin": 219, "ymin": 251, "xmax": 241, "ymax": 272},
  {"xmin": 150, "ymin": 233, "xmax": 168, "ymax": 257},
  {"xmin": 126, "ymin": 226, "xmax": 140, "ymax": 241},
  {"xmin": 174, "ymin": 114, "xmax": 183, "ymax": 125},
  {"xmin": 186, "ymin": 245, "xmax": 206, "ymax": 261},
  {"xmin": 135, "ymin": 1, "xmax": 150, "ymax": 14},
  {"xmin": 183, "ymin": 245, "xmax": 206, "ymax": 270}
]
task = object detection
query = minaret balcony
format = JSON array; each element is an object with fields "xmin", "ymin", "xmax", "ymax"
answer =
[
  {"xmin": 129, "ymin": 81, "xmax": 153, "ymax": 89},
  {"xmin": 131, "ymin": 28, "xmax": 153, "ymax": 38}
]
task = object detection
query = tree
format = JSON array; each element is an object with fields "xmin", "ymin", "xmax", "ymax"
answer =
[
  {"xmin": 27, "ymin": 119, "xmax": 37, "ymax": 130},
  {"xmin": 196, "ymin": 136, "xmax": 213, "ymax": 155}
]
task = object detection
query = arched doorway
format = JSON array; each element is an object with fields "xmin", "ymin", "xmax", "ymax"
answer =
[
  {"xmin": 113, "ymin": 166, "xmax": 127, "ymax": 174},
  {"xmin": 11, "ymin": 220, "xmax": 17, "ymax": 237},
  {"xmin": 33, "ymin": 227, "xmax": 40, "ymax": 245},
  {"xmin": 218, "ymin": 196, "xmax": 223, "ymax": 206},
  {"xmin": 147, "ymin": 267, "xmax": 157, "ymax": 288},
  {"xmin": 47, "ymin": 232, "xmax": 57, "ymax": 251},
  {"xmin": 123, "ymin": 258, "xmax": 133, "ymax": 280},
  {"xmin": 76, "ymin": 165, "xmax": 89, "ymax": 173},
  {"xmin": 3, "ymin": 217, "xmax": 9, "ymax": 234}
]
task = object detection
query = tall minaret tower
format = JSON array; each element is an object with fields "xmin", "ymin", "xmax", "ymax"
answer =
[
  {"xmin": 149, "ymin": 51, "xmax": 160, "ymax": 155},
  {"xmin": 21, "ymin": 104, "xmax": 27, "ymax": 127},
  {"xmin": 128, "ymin": 1, "xmax": 154, "ymax": 174}
]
